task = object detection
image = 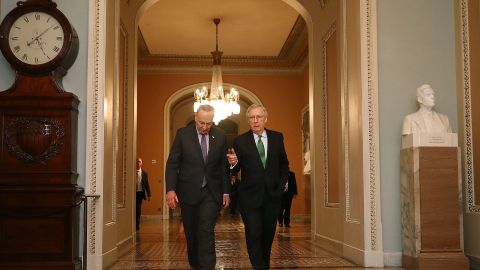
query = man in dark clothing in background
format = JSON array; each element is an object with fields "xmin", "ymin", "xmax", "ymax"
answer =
[
  {"xmin": 229, "ymin": 173, "xmax": 240, "ymax": 215},
  {"xmin": 278, "ymin": 171, "xmax": 297, "ymax": 228},
  {"xmin": 136, "ymin": 158, "xmax": 151, "ymax": 230}
]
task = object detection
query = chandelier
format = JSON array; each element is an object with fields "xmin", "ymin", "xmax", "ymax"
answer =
[{"xmin": 194, "ymin": 18, "xmax": 240, "ymax": 124}]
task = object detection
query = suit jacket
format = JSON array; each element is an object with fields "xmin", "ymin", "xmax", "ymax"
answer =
[
  {"xmin": 402, "ymin": 110, "xmax": 452, "ymax": 135},
  {"xmin": 165, "ymin": 123, "xmax": 230, "ymax": 205},
  {"xmin": 138, "ymin": 170, "xmax": 151, "ymax": 200},
  {"xmin": 232, "ymin": 129, "xmax": 290, "ymax": 209}
]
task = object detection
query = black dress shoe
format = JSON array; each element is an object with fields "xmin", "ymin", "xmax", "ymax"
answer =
[{"xmin": 285, "ymin": 224, "xmax": 290, "ymax": 228}]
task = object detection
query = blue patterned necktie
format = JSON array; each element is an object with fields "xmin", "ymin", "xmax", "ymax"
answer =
[{"xmin": 257, "ymin": 135, "xmax": 266, "ymax": 168}]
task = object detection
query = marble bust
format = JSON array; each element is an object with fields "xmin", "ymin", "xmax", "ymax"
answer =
[{"xmin": 402, "ymin": 84, "xmax": 452, "ymax": 135}]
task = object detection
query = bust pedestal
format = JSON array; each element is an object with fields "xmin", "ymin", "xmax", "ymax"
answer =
[{"xmin": 401, "ymin": 133, "xmax": 468, "ymax": 269}]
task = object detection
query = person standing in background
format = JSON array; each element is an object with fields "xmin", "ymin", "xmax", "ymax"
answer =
[
  {"xmin": 229, "ymin": 173, "xmax": 240, "ymax": 216},
  {"xmin": 278, "ymin": 171, "xmax": 297, "ymax": 228},
  {"xmin": 136, "ymin": 158, "xmax": 151, "ymax": 230}
]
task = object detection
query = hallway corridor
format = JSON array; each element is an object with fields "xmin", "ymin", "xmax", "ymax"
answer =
[{"xmin": 109, "ymin": 213, "xmax": 403, "ymax": 269}]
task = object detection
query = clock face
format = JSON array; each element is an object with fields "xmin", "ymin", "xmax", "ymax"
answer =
[{"xmin": 8, "ymin": 11, "xmax": 65, "ymax": 65}]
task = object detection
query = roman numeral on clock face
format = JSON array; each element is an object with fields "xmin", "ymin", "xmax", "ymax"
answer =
[{"xmin": 7, "ymin": 11, "xmax": 66, "ymax": 66}]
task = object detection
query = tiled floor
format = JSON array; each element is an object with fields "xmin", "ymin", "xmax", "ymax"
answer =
[{"xmin": 109, "ymin": 213, "xmax": 403, "ymax": 270}]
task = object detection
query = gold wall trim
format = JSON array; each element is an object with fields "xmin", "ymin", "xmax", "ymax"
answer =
[
  {"xmin": 86, "ymin": 0, "xmax": 105, "ymax": 255},
  {"xmin": 341, "ymin": 0, "xmax": 360, "ymax": 225},
  {"xmin": 117, "ymin": 21, "xmax": 129, "ymax": 209},
  {"xmin": 364, "ymin": 0, "xmax": 380, "ymax": 251},
  {"xmin": 460, "ymin": 0, "xmax": 480, "ymax": 213}
]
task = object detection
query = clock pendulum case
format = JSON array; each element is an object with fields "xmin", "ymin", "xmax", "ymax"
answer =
[{"xmin": 0, "ymin": 0, "xmax": 83, "ymax": 269}]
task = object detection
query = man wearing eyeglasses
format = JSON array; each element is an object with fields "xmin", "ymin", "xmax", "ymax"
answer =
[
  {"xmin": 165, "ymin": 104, "xmax": 230, "ymax": 270},
  {"xmin": 227, "ymin": 104, "xmax": 290, "ymax": 270}
]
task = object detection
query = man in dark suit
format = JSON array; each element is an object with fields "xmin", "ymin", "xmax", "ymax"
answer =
[
  {"xmin": 227, "ymin": 104, "xmax": 290, "ymax": 270},
  {"xmin": 229, "ymin": 173, "xmax": 240, "ymax": 215},
  {"xmin": 278, "ymin": 171, "xmax": 297, "ymax": 227},
  {"xmin": 135, "ymin": 158, "xmax": 151, "ymax": 230},
  {"xmin": 165, "ymin": 104, "xmax": 230, "ymax": 270}
]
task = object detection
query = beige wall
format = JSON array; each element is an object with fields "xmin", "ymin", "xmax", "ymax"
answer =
[
  {"xmin": 101, "ymin": 0, "xmax": 117, "ymax": 266},
  {"xmin": 313, "ymin": 0, "xmax": 344, "ymax": 252},
  {"xmin": 101, "ymin": 0, "xmax": 145, "ymax": 267}
]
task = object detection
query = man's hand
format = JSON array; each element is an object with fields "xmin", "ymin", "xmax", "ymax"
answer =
[
  {"xmin": 166, "ymin": 191, "xmax": 179, "ymax": 209},
  {"xmin": 222, "ymin": 194, "xmax": 230, "ymax": 209},
  {"xmin": 226, "ymin": 148, "xmax": 237, "ymax": 166}
]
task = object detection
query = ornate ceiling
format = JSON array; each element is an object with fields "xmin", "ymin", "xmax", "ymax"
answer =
[{"xmin": 137, "ymin": 0, "xmax": 308, "ymax": 74}]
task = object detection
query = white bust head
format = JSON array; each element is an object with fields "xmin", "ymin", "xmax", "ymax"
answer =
[
  {"xmin": 401, "ymin": 83, "xmax": 452, "ymax": 135},
  {"xmin": 416, "ymin": 84, "xmax": 435, "ymax": 111}
]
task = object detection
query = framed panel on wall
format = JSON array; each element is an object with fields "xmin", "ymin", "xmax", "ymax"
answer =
[
  {"xmin": 116, "ymin": 22, "xmax": 128, "ymax": 208},
  {"xmin": 322, "ymin": 23, "xmax": 340, "ymax": 207}
]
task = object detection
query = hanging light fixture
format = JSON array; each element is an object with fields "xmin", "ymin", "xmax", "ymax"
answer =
[{"xmin": 194, "ymin": 18, "xmax": 240, "ymax": 124}]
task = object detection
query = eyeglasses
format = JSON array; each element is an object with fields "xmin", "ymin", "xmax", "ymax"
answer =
[
  {"xmin": 197, "ymin": 121, "xmax": 213, "ymax": 127},
  {"xmin": 248, "ymin": 115, "xmax": 265, "ymax": 121}
]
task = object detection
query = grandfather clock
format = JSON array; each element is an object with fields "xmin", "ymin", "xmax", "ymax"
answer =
[{"xmin": 0, "ymin": 0, "xmax": 82, "ymax": 269}]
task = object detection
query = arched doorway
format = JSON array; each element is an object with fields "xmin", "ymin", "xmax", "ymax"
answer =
[
  {"xmin": 161, "ymin": 83, "xmax": 262, "ymax": 218},
  {"xmin": 84, "ymin": 0, "xmax": 384, "ymax": 268}
]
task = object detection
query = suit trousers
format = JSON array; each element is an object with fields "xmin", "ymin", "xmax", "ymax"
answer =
[
  {"xmin": 240, "ymin": 196, "xmax": 281, "ymax": 270},
  {"xmin": 180, "ymin": 187, "xmax": 220, "ymax": 270},
  {"xmin": 278, "ymin": 193, "xmax": 293, "ymax": 226},
  {"xmin": 135, "ymin": 191, "xmax": 144, "ymax": 229}
]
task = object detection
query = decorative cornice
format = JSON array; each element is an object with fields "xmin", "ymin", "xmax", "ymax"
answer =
[
  {"xmin": 138, "ymin": 64, "xmax": 305, "ymax": 76},
  {"xmin": 278, "ymin": 16, "xmax": 308, "ymax": 59},
  {"xmin": 139, "ymin": 54, "xmax": 281, "ymax": 65},
  {"xmin": 137, "ymin": 15, "xmax": 308, "ymax": 74}
]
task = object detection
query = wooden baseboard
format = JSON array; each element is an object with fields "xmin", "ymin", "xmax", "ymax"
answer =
[{"xmin": 403, "ymin": 252, "xmax": 469, "ymax": 270}]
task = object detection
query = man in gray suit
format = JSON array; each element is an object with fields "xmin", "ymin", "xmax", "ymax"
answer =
[{"xmin": 165, "ymin": 104, "xmax": 230, "ymax": 270}]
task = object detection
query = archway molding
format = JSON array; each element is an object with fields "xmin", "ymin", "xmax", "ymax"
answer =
[
  {"xmin": 161, "ymin": 83, "xmax": 262, "ymax": 217},
  {"xmin": 83, "ymin": 0, "xmax": 384, "ymax": 268}
]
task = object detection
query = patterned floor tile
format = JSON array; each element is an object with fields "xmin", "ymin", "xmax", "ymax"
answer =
[{"xmin": 109, "ymin": 215, "xmax": 403, "ymax": 270}]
